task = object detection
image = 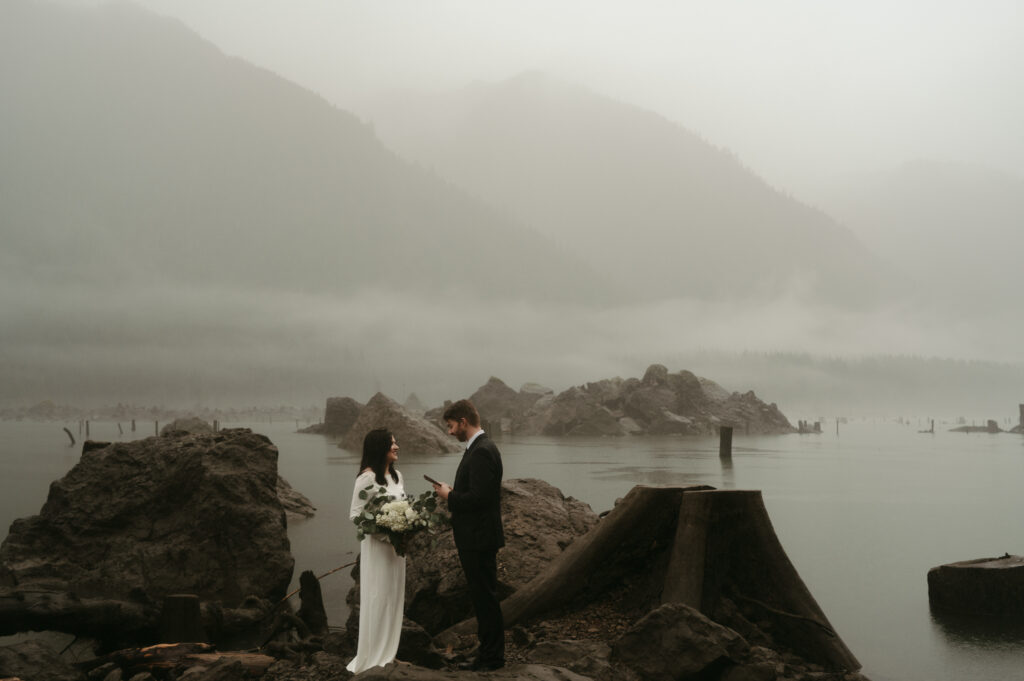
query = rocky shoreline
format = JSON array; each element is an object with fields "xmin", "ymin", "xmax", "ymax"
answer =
[{"xmin": 0, "ymin": 416, "xmax": 871, "ymax": 681}]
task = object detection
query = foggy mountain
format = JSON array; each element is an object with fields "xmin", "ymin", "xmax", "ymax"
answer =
[
  {"xmin": 819, "ymin": 159, "xmax": 1024, "ymax": 314},
  {"xmin": 360, "ymin": 72, "xmax": 894, "ymax": 306},
  {"xmin": 2, "ymin": 0, "xmax": 1020, "ymax": 412},
  {"xmin": 0, "ymin": 1, "xmax": 610, "ymax": 305}
]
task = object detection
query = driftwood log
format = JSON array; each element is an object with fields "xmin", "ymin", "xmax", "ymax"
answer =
[{"xmin": 437, "ymin": 485, "xmax": 859, "ymax": 672}]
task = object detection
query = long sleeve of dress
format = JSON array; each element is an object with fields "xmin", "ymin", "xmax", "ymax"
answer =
[{"xmin": 350, "ymin": 471, "xmax": 378, "ymax": 521}]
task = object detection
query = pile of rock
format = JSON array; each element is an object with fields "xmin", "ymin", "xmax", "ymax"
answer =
[
  {"xmin": 306, "ymin": 364, "xmax": 794, "ymax": 450},
  {"xmin": 474, "ymin": 364, "xmax": 793, "ymax": 436}
]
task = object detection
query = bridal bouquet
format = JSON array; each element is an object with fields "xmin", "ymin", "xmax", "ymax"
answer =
[{"xmin": 354, "ymin": 484, "xmax": 450, "ymax": 556}]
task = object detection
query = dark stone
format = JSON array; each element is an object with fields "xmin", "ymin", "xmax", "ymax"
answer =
[
  {"xmin": 609, "ymin": 602, "xmax": 751, "ymax": 680},
  {"xmin": 0, "ymin": 429, "xmax": 294, "ymax": 644},
  {"xmin": 298, "ymin": 397, "xmax": 363, "ymax": 437}
]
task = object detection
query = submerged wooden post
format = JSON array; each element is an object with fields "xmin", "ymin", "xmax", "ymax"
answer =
[
  {"xmin": 296, "ymin": 570, "xmax": 329, "ymax": 636},
  {"xmin": 63, "ymin": 427, "xmax": 75, "ymax": 446},
  {"xmin": 86, "ymin": 421, "xmax": 90, "ymax": 437},
  {"xmin": 159, "ymin": 594, "xmax": 206, "ymax": 643},
  {"xmin": 719, "ymin": 426, "xmax": 733, "ymax": 459},
  {"xmin": 155, "ymin": 421, "xmax": 159, "ymax": 436},
  {"xmin": 131, "ymin": 419, "xmax": 136, "ymax": 432}
]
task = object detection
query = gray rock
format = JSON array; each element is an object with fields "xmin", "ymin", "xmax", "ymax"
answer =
[
  {"xmin": 340, "ymin": 393, "xmax": 459, "ymax": 455},
  {"xmin": 325, "ymin": 397, "xmax": 364, "ymax": 435},
  {"xmin": 0, "ymin": 429, "xmax": 294, "ymax": 642},
  {"xmin": 517, "ymin": 365, "xmax": 793, "ymax": 437},
  {"xmin": 403, "ymin": 393, "xmax": 427, "ymax": 414},
  {"xmin": 0, "ymin": 639, "xmax": 85, "ymax": 681},
  {"xmin": 609, "ymin": 602, "xmax": 751, "ymax": 680},
  {"xmin": 528, "ymin": 640, "xmax": 612, "ymax": 680},
  {"xmin": 160, "ymin": 417, "xmax": 215, "ymax": 436},
  {"xmin": 277, "ymin": 475, "xmax": 316, "ymax": 520}
]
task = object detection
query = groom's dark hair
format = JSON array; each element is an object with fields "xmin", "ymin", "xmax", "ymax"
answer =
[{"xmin": 443, "ymin": 399, "xmax": 480, "ymax": 427}]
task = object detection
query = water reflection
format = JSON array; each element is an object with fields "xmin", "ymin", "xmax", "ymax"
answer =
[{"xmin": 930, "ymin": 610, "xmax": 1024, "ymax": 648}]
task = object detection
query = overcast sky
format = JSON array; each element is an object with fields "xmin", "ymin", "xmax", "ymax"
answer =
[{"xmin": 67, "ymin": 0, "xmax": 1024, "ymax": 197}]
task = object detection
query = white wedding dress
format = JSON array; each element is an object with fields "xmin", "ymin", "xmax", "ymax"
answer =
[{"xmin": 346, "ymin": 469, "xmax": 407, "ymax": 674}]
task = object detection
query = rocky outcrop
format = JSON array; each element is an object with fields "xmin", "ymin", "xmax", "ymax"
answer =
[
  {"xmin": 160, "ymin": 416, "xmax": 216, "ymax": 436},
  {"xmin": 346, "ymin": 478, "xmax": 599, "ymax": 640},
  {"xmin": 276, "ymin": 475, "xmax": 316, "ymax": 520},
  {"xmin": 494, "ymin": 364, "xmax": 793, "ymax": 436},
  {"xmin": 340, "ymin": 393, "xmax": 460, "ymax": 455},
  {"xmin": 0, "ymin": 429, "xmax": 294, "ymax": 644},
  {"xmin": 156, "ymin": 417, "xmax": 315, "ymax": 521},
  {"xmin": 467, "ymin": 378, "xmax": 554, "ymax": 433},
  {"xmin": 299, "ymin": 396, "xmax": 364, "ymax": 437},
  {"xmin": 403, "ymin": 393, "xmax": 427, "ymax": 414}
]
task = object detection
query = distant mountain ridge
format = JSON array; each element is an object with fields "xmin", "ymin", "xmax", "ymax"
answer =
[
  {"xmin": 361, "ymin": 72, "xmax": 893, "ymax": 306},
  {"xmin": 819, "ymin": 159, "xmax": 1024, "ymax": 311},
  {"xmin": 0, "ymin": 0, "xmax": 613, "ymax": 304}
]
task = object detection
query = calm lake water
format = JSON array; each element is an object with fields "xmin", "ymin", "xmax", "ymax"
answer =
[{"xmin": 2, "ymin": 418, "xmax": 1023, "ymax": 681}]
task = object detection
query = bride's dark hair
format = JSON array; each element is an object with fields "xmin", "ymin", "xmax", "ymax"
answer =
[{"xmin": 360, "ymin": 428, "xmax": 399, "ymax": 486}]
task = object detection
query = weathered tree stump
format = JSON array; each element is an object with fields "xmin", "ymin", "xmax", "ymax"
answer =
[
  {"xmin": 664, "ymin": 489, "xmax": 859, "ymax": 671},
  {"xmin": 437, "ymin": 484, "xmax": 711, "ymax": 642},
  {"xmin": 159, "ymin": 594, "xmax": 206, "ymax": 643},
  {"xmin": 928, "ymin": 554, "xmax": 1024, "ymax": 617},
  {"xmin": 436, "ymin": 485, "xmax": 860, "ymax": 673}
]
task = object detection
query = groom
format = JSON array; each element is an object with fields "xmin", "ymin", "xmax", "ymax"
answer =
[{"xmin": 433, "ymin": 399, "xmax": 505, "ymax": 671}]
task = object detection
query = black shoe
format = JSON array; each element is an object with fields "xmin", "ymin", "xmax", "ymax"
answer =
[{"xmin": 476, "ymin": 660, "xmax": 505, "ymax": 671}]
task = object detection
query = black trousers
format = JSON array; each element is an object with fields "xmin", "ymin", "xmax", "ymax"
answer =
[{"xmin": 457, "ymin": 545, "xmax": 504, "ymax": 664}]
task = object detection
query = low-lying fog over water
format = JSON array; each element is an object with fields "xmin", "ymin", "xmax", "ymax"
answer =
[{"xmin": 4, "ymin": 419, "xmax": 1024, "ymax": 681}]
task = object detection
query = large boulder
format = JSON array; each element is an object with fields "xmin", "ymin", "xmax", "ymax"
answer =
[
  {"xmin": 0, "ymin": 429, "xmax": 294, "ymax": 642},
  {"xmin": 346, "ymin": 479, "xmax": 599, "ymax": 640},
  {"xmin": 609, "ymin": 602, "xmax": 753, "ymax": 680},
  {"xmin": 340, "ymin": 393, "xmax": 460, "ymax": 455},
  {"xmin": 299, "ymin": 397, "xmax": 363, "ymax": 437}
]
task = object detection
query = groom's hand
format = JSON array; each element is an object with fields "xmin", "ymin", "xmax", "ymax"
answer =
[{"xmin": 434, "ymin": 482, "xmax": 451, "ymax": 500}]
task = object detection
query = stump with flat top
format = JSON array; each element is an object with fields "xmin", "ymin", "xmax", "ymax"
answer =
[{"xmin": 928, "ymin": 554, "xmax": 1024, "ymax": 617}]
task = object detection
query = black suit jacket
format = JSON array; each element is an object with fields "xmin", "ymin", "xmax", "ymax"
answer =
[{"xmin": 448, "ymin": 432, "xmax": 505, "ymax": 551}]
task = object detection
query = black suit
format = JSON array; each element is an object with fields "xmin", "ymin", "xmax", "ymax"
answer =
[{"xmin": 447, "ymin": 432, "xmax": 505, "ymax": 665}]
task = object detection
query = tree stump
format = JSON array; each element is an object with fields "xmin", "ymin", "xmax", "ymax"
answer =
[
  {"xmin": 436, "ymin": 485, "xmax": 861, "ymax": 673},
  {"xmin": 664, "ymin": 490, "xmax": 859, "ymax": 671},
  {"xmin": 159, "ymin": 594, "xmax": 206, "ymax": 643}
]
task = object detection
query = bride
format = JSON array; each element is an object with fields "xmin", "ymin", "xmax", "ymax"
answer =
[{"xmin": 347, "ymin": 428, "xmax": 406, "ymax": 674}]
